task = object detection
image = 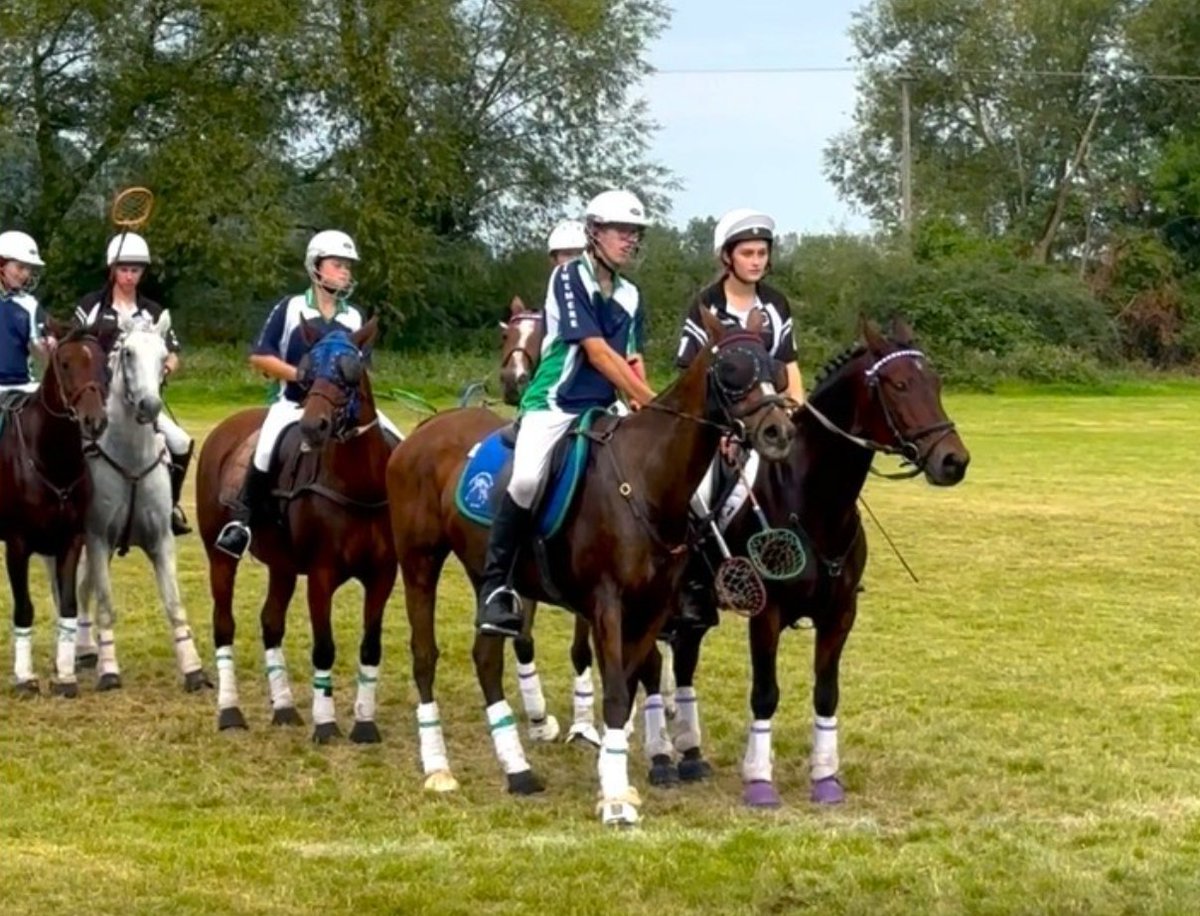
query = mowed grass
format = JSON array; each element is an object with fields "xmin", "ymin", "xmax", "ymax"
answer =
[{"xmin": 1, "ymin": 388, "xmax": 1199, "ymax": 915}]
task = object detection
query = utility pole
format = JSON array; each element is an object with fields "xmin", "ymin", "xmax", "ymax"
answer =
[{"xmin": 900, "ymin": 74, "xmax": 914, "ymax": 247}]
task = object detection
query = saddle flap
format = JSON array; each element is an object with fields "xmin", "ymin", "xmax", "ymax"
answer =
[{"xmin": 219, "ymin": 431, "xmax": 261, "ymax": 506}]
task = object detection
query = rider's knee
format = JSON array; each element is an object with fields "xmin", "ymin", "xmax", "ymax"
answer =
[{"xmin": 507, "ymin": 477, "xmax": 538, "ymax": 510}]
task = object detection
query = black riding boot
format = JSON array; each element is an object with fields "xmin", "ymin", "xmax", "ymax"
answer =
[
  {"xmin": 476, "ymin": 493, "xmax": 535, "ymax": 639},
  {"xmin": 168, "ymin": 443, "xmax": 194, "ymax": 536},
  {"xmin": 676, "ymin": 546, "xmax": 720, "ymax": 633},
  {"xmin": 214, "ymin": 467, "xmax": 271, "ymax": 559}
]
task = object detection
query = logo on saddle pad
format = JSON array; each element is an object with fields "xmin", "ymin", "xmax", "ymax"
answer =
[{"xmin": 463, "ymin": 471, "xmax": 495, "ymax": 514}]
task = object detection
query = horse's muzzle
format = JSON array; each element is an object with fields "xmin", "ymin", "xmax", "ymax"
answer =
[
  {"xmin": 751, "ymin": 413, "xmax": 794, "ymax": 462},
  {"xmin": 925, "ymin": 438, "xmax": 970, "ymax": 486}
]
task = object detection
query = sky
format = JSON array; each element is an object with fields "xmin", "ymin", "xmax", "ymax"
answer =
[{"xmin": 641, "ymin": 0, "xmax": 872, "ymax": 236}]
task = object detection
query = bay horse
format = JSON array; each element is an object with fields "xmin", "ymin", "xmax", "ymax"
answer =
[
  {"xmin": 668, "ymin": 317, "xmax": 971, "ymax": 807},
  {"xmin": 196, "ymin": 318, "xmax": 397, "ymax": 742},
  {"xmin": 387, "ymin": 309, "xmax": 795, "ymax": 826},
  {"xmin": 67, "ymin": 314, "xmax": 211, "ymax": 692},
  {"xmin": 497, "ymin": 295, "xmax": 667, "ymax": 747},
  {"xmin": 1, "ymin": 321, "xmax": 113, "ymax": 696}
]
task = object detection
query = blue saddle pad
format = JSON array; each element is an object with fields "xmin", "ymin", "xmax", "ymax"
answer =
[{"xmin": 455, "ymin": 409, "xmax": 604, "ymax": 539}]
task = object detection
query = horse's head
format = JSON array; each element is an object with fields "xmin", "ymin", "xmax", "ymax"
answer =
[
  {"xmin": 498, "ymin": 296, "xmax": 543, "ymax": 406},
  {"xmin": 296, "ymin": 316, "xmax": 377, "ymax": 449},
  {"xmin": 43, "ymin": 318, "xmax": 114, "ymax": 442},
  {"xmin": 697, "ymin": 308, "xmax": 794, "ymax": 461},
  {"xmin": 111, "ymin": 313, "xmax": 170, "ymax": 425},
  {"xmin": 808, "ymin": 317, "xmax": 969, "ymax": 486}
]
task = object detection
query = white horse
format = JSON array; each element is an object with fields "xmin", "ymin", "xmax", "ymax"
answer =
[{"xmin": 63, "ymin": 314, "xmax": 210, "ymax": 690}]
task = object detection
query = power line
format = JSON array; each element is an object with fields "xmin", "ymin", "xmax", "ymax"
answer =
[{"xmin": 651, "ymin": 65, "xmax": 1200, "ymax": 83}]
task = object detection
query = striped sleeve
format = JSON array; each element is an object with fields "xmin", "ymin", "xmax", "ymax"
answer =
[
  {"xmin": 674, "ymin": 298, "xmax": 709, "ymax": 369},
  {"xmin": 252, "ymin": 298, "xmax": 290, "ymax": 357}
]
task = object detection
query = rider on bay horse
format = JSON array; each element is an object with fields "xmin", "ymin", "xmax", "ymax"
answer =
[
  {"xmin": 475, "ymin": 190, "xmax": 659, "ymax": 639},
  {"xmin": 673, "ymin": 208, "xmax": 807, "ymax": 631},
  {"xmin": 213, "ymin": 230, "xmax": 404, "ymax": 559},
  {"xmin": 73, "ymin": 232, "xmax": 195, "ymax": 535},
  {"xmin": 0, "ymin": 230, "xmax": 56, "ymax": 395}
]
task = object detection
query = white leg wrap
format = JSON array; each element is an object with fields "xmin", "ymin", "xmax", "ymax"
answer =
[
  {"xmin": 487, "ymin": 700, "xmax": 529, "ymax": 775},
  {"xmin": 742, "ymin": 719, "xmax": 774, "ymax": 783},
  {"xmin": 642, "ymin": 693, "xmax": 672, "ymax": 760},
  {"xmin": 97, "ymin": 627, "xmax": 119, "ymax": 678},
  {"xmin": 672, "ymin": 686, "xmax": 702, "ymax": 753},
  {"xmin": 215, "ymin": 646, "xmax": 239, "ymax": 709},
  {"xmin": 13, "ymin": 626, "xmax": 33, "ymax": 682},
  {"xmin": 55, "ymin": 618, "xmax": 78, "ymax": 682},
  {"xmin": 516, "ymin": 661, "xmax": 546, "ymax": 722},
  {"xmin": 599, "ymin": 726, "xmax": 631, "ymax": 800},
  {"xmin": 264, "ymin": 647, "xmax": 295, "ymax": 710},
  {"xmin": 75, "ymin": 618, "xmax": 98, "ymax": 656},
  {"xmin": 811, "ymin": 715, "xmax": 840, "ymax": 780},
  {"xmin": 172, "ymin": 624, "xmax": 203, "ymax": 675},
  {"xmin": 417, "ymin": 702, "xmax": 450, "ymax": 775},
  {"xmin": 354, "ymin": 664, "xmax": 379, "ymax": 722},
  {"xmin": 572, "ymin": 668, "xmax": 595, "ymax": 726},
  {"xmin": 311, "ymin": 669, "xmax": 336, "ymax": 725}
]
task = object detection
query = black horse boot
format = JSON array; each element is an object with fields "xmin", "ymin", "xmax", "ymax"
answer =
[{"xmin": 214, "ymin": 467, "xmax": 271, "ymax": 559}]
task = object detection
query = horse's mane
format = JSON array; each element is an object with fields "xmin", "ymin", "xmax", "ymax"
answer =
[{"xmin": 810, "ymin": 342, "xmax": 867, "ymax": 397}]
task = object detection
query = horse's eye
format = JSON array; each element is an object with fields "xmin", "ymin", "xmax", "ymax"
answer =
[{"xmin": 891, "ymin": 378, "xmax": 908, "ymax": 392}]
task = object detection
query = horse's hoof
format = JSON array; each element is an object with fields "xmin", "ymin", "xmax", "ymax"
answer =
[
  {"xmin": 527, "ymin": 714, "xmax": 560, "ymax": 743},
  {"xmin": 271, "ymin": 706, "xmax": 304, "ymax": 727},
  {"xmin": 648, "ymin": 754, "xmax": 680, "ymax": 788},
  {"xmin": 76, "ymin": 653, "xmax": 98, "ymax": 670},
  {"xmin": 51, "ymin": 680, "xmax": 79, "ymax": 699},
  {"xmin": 12, "ymin": 679, "xmax": 40, "ymax": 698},
  {"xmin": 506, "ymin": 769, "xmax": 546, "ymax": 795},
  {"xmin": 423, "ymin": 770, "xmax": 460, "ymax": 793},
  {"xmin": 96, "ymin": 673, "xmax": 122, "ymax": 692},
  {"xmin": 810, "ymin": 775, "xmax": 846, "ymax": 805},
  {"xmin": 743, "ymin": 780, "xmax": 782, "ymax": 808},
  {"xmin": 597, "ymin": 791, "xmax": 641, "ymax": 827},
  {"xmin": 565, "ymin": 723, "xmax": 601, "ymax": 748},
  {"xmin": 183, "ymin": 669, "xmax": 213, "ymax": 693},
  {"xmin": 678, "ymin": 749, "xmax": 713, "ymax": 782},
  {"xmin": 349, "ymin": 720, "xmax": 382, "ymax": 744},
  {"xmin": 312, "ymin": 721, "xmax": 342, "ymax": 744},
  {"xmin": 218, "ymin": 706, "xmax": 248, "ymax": 731}
]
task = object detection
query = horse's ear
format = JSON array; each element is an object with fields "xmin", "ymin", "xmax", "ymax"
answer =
[
  {"xmin": 93, "ymin": 321, "xmax": 120, "ymax": 353},
  {"xmin": 44, "ymin": 316, "xmax": 69, "ymax": 341},
  {"xmin": 746, "ymin": 307, "xmax": 766, "ymax": 336},
  {"xmin": 299, "ymin": 315, "xmax": 320, "ymax": 346},
  {"xmin": 859, "ymin": 313, "xmax": 886, "ymax": 354},
  {"xmin": 154, "ymin": 309, "xmax": 172, "ymax": 340},
  {"xmin": 699, "ymin": 306, "xmax": 724, "ymax": 346},
  {"xmin": 352, "ymin": 316, "xmax": 379, "ymax": 351},
  {"xmin": 890, "ymin": 315, "xmax": 914, "ymax": 346},
  {"xmin": 509, "ymin": 295, "xmax": 525, "ymax": 318}
]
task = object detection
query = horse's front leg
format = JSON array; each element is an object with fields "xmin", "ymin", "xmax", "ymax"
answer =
[
  {"xmin": 667, "ymin": 623, "xmax": 715, "ymax": 782},
  {"xmin": 743, "ymin": 606, "xmax": 784, "ymax": 808},
  {"xmin": 307, "ymin": 566, "xmax": 343, "ymax": 744},
  {"xmin": 511, "ymin": 600, "xmax": 560, "ymax": 743},
  {"xmin": 808, "ymin": 595, "xmax": 858, "ymax": 805},
  {"xmin": 8, "ymin": 540, "xmax": 39, "ymax": 696},
  {"xmin": 50, "ymin": 536, "xmax": 85, "ymax": 697},
  {"xmin": 60, "ymin": 550, "xmax": 98, "ymax": 669},
  {"xmin": 260, "ymin": 567, "xmax": 300, "ymax": 725},
  {"xmin": 565, "ymin": 614, "xmax": 600, "ymax": 747},
  {"xmin": 85, "ymin": 534, "xmax": 123, "ymax": 691},
  {"xmin": 147, "ymin": 534, "xmax": 210, "ymax": 692},
  {"xmin": 472, "ymin": 625, "xmax": 544, "ymax": 796},
  {"xmin": 592, "ymin": 586, "xmax": 639, "ymax": 826},
  {"xmin": 349, "ymin": 562, "xmax": 397, "ymax": 745},
  {"xmin": 636, "ymin": 643, "xmax": 679, "ymax": 788}
]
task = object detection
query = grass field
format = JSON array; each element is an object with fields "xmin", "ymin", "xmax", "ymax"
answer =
[{"xmin": 1, "ymin": 384, "xmax": 1198, "ymax": 915}]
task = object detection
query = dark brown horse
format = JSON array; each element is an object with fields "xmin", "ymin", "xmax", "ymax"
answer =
[
  {"xmin": 197, "ymin": 318, "xmax": 397, "ymax": 742},
  {"xmin": 1, "ymin": 321, "xmax": 113, "ymax": 697},
  {"xmin": 668, "ymin": 317, "xmax": 971, "ymax": 807},
  {"xmin": 387, "ymin": 310, "xmax": 795, "ymax": 826}
]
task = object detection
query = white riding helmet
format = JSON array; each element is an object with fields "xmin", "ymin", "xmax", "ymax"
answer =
[
  {"xmin": 584, "ymin": 190, "xmax": 650, "ymax": 228},
  {"xmin": 106, "ymin": 232, "xmax": 151, "ymax": 266},
  {"xmin": 547, "ymin": 219, "xmax": 587, "ymax": 254},
  {"xmin": 304, "ymin": 229, "xmax": 360, "ymax": 278},
  {"xmin": 0, "ymin": 230, "xmax": 45, "ymax": 267},
  {"xmin": 713, "ymin": 208, "xmax": 775, "ymax": 256}
]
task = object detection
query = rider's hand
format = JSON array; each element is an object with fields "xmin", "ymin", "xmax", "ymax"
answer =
[{"xmin": 719, "ymin": 434, "xmax": 741, "ymax": 466}]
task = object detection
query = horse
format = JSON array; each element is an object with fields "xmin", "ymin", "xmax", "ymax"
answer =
[
  {"xmin": 1, "ymin": 321, "xmax": 113, "ymax": 697},
  {"xmin": 387, "ymin": 309, "xmax": 795, "ymax": 826},
  {"xmin": 196, "ymin": 318, "xmax": 397, "ymax": 743},
  {"xmin": 64, "ymin": 314, "xmax": 211, "ymax": 692},
  {"xmin": 667, "ymin": 317, "xmax": 971, "ymax": 807},
  {"xmin": 496, "ymin": 294, "xmax": 670, "ymax": 747}
]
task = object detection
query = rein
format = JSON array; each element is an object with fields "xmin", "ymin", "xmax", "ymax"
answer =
[{"xmin": 84, "ymin": 440, "xmax": 168, "ymax": 555}]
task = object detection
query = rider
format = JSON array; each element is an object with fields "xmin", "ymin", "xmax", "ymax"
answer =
[
  {"xmin": 673, "ymin": 208, "xmax": 805, "ymax": 631},
  {"xmin": 547, "ymin": 219, "xmax": 586, "ymax": 267},
  {"xmin": 74, "ymin": 232, "xmax": 195, "ymax": 535},
  {"xmin": 476, "ymin": 190, "xmax": 658, "ymax": 639},
  {"xmin": 213, "ymin": 229, "xmax": 404, "ymax": 560},
  {"xmin": 0, "ymin": 230, "xmax": 55, "ymax": 395}
]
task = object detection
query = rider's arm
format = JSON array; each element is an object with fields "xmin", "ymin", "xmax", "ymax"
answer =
[
  {"xmin": 248, "ymin": 297, "xmax": 297, "ymax": 381},
  {"xmin": 785, "ymin": 361, "xmax": 804, "ymax": 405},
  {"xmin": 249, "ymin": 353, "xmax": 299, "ymax": 382},
  {"xmin": 580, "ymin": 337, "xmax": 655, "ymax": 407}
]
